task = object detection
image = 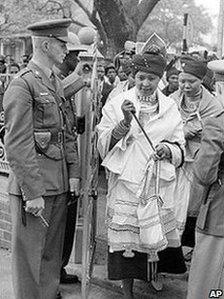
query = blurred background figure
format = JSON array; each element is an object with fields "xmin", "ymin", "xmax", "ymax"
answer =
[
  {"xmin": 106, "ymin": 60, "xmax": 135, "ymax": 103},
  {"xmin": 105, "ymin": 63, "xmax": 119, "ymax": 87},
  {"xmin": 20, "ymin": 53, "xmax": 31, "ymax": 69},
  {"xmin": 162, "ymin": 67, "xmax": 180, "ymax": 96},
  {"xmin": 55, "ymin": 31, "xmax": 87, "ymax": 79},
  {"xmin": 0, "ymin": 55, "xmax": 6, "ymax": 74},
  {"xmin": 117, "ymin": 64, "xmax": 128, "ymax": 82},
  {"xmin": 8, "ymin": 62, "xmax": 20, "ymax": 75},
  {"xmin": 0, "ymin": 55, "xmax": 6, "ymax": 109},
  {"xmin": 5, "ymin": 55, "xmax": 14, "ymax": 65},
  {"xmin": 97, "ymin": 64, "xmax": 113, "ymax": 112}
]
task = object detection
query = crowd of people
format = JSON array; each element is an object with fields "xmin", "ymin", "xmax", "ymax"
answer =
[
  {"xmin": 0, "ymin": 53, "xmax": 31, "ymax": 110},
  {"xmin": 2, "ymin": 17, "xmax": 224, "ymax": 299}
]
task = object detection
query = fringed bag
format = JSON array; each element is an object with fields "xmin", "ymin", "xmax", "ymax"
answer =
[{"xmin": 137, "ymin": 161, "xmax": 168, "ymax": 261}]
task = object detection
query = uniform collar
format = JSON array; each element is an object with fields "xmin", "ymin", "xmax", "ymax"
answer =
[
  {"xmin": 27, "ymin": 60, "xmax": 56, "ymax": 93},
  {"xmin": 31, "ymin": 59, "xmax": 52, "ymax": 79}
]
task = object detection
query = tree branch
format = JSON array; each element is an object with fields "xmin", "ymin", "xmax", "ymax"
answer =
[
  {"xmin": 92, "ymin": 0, "xmax": 97, "ymax": 19},
  {"xmin": 72, "ymin": 0, "xmax": 92, "ymax": 20},
  {"xmin": 37, "ymin": 0, "xmax": 66, "ymax": 17},
  {"xmin": 130, "ymin": 0, "xmax": 161, "ymax": 30}
]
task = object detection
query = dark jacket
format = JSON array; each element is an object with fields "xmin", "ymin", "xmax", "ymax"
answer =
[
  {"xmin": 162, "ymin": 85, "xmax": 177, "ymax": 97},
  {"xmin": 3, "ymin": 61, "xmax": 79, "ymax": 201},
  {"xmin": 101, "ymin": 80, "xmax": 113, "ymax": 108},
  {"xmin": 190, "ymin": 111, "xmax": 224, "ymax": 237}
]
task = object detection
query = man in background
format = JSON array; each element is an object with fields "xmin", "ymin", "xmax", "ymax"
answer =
[
  {"xmin": 55, "ymin": 31, "xmax": 87, "ymax": 285},
  {"xmin": 105, "ymin": 63, "xmax": 119, "ymax": 88},
  {"xmin": 162, "ymin": 67, "xmax": 180, "ymax": 96},
  {"xmin": 97, "ymin": 64, "xmax": 113, "ymax": 110}
]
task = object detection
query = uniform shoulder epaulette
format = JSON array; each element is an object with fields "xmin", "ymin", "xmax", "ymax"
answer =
[{"xmin": 14, "ymin": 67, "xmax": 32, "ymax": 79}]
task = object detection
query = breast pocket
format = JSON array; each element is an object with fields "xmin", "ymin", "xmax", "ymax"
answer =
[{"xmin": 34, "ymin": 95, "xmax": 59, "ymax": 127}]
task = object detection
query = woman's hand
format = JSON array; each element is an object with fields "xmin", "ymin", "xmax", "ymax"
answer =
[
  {"xmin": 153, "ymin": 143, "xmax": 171, "ymax": 161},
  {"xmin": 121, "ymin": 100, "xmax": 136, "ymax": 125}
]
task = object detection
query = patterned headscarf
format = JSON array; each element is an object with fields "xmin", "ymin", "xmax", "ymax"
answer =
[{"xmin": 131, "ymin": 53, "xmax": 167, "ymax": 78}]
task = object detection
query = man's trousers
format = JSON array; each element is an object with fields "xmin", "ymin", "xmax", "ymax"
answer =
[{"xmin": 10, "ymin": 193, "xmax": 67, "ymax": 299}]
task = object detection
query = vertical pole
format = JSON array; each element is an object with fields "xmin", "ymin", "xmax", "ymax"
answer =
[
  {"xmin": 182, "ymin": 12, "xmax": 188, "ymax": 53},
  {"xmin": 217, "ymin": 0, "xmax": 224, "ymax": 58},
  {"xmin": 81, "ymin": 32, "xmax": 98, "ymax": 299}
]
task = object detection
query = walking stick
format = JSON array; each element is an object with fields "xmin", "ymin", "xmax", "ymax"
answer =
[
  {"xmin": 131, "ymin": 111, "xmax": 155, "ymax": 151},
  {"xmin": 132, "ymin": 111, "xmax": 163, "ymax": 290},
  {"xmin": 81, "ymin": 32, "xmax": 99, "ymax": 299}
]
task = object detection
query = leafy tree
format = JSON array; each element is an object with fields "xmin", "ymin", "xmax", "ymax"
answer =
[
  {"xmin": 138, "ymin": 0, "xmax": 213, "ymax": 50},
  {"xmin": 0, "ymin": 0, "xmax": 162, "ymax": 56}
]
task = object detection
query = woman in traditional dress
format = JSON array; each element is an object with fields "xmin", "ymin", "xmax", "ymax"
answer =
[
  {"xmin": 97, "ymin": 51, "xmax": 185, "ymax": 298},
  {"xmin": 171, "ymin": 57, "xmax": 222, "ymax": 259}
]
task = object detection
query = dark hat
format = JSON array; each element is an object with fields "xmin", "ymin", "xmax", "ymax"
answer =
[
  {"xmin": 131, "ymin": 53, "xmax": 166, "ymax": 78},
  {"xmin": 27, "ymin": 19, "xmax": 71, "ymax": 43},
  {"xmin": 202, "ymin": 68, "xmax": 215, "ymax": 92},
  {"xmin": 180, "ymin": 55, "xmax": 207, "ymax": 80},
  {"xmin": 166, "ymin": 67, "xmax": 180, "ymax": 80}
]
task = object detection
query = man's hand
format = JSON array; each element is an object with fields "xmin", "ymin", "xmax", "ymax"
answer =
[
  {"xmin": 25, "ymin": 197, "xmax": 45, "ymax": 216},
  {"xmin": 121, "ymin": 100, "xmax": 136, "ymax": 126},
  {"xmin": 153, "ymin": 143, "xmax": 171, "ymax": 161},
  {"xmin": 69, "ymin": 178, "xmax": 80, "ymax": 196}
]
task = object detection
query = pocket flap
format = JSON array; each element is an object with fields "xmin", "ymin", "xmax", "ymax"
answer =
[
  {"xmin": 35, "ymin": 94, "xmax": 55, "ymax": 104},
  {"xmin": 34, "ymin": 131, "xmax": 51, "ymax": 150}
]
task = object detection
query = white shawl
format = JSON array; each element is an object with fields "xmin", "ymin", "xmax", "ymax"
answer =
[{"xmin": 97, "ymin": 86, "xmax": 185, "ymax": 194}]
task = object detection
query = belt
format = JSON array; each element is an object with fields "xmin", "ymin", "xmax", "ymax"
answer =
[
  {"xmin": 34, "ymin": 129, "xmax": 64, "ymax": 145},
  {"xmin": 50, "ymin": 130, "xmax": 64, "ymax": 143}
]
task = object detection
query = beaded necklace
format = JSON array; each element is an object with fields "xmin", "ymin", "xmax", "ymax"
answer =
[
  {"xmin": 137, "ymin": 91, "xmax": 159, "ymax": 128},
  {"xmin": 182, "ymin": 88, "xmax": 202, "ymax": 113},
  {"xmin": 137, "ymin": 93, "xmax": 158, "ymax": 105}
]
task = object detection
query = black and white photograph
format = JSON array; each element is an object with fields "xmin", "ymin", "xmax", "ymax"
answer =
[{"xmin": 0, "ymin": 0, "xmax": 224, "ymax": 298}]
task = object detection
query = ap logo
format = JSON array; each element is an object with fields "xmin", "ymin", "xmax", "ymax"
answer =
[{"xmin": 209, "ymin": 289, "xmax": 223, "ymax": 298}]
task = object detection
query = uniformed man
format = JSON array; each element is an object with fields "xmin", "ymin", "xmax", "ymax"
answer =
[
  {"xmin": 187, "ymin": 59, "xmax": 224, "ymax": 299},
  {"xmin": 55, "ymin": 31, "xmax": 87, "ymax": 284},
  {"xmin": 3, "ymin": 19, "xmax": 80, "ymax": 299}
]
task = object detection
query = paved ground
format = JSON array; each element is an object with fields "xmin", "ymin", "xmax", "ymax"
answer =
[
  {"xmin": 0, "ymin": 248, "xmax": 117, "ymax": 299},
  {"xmin": 0, "ymin": 171, "xmax": 189, "ymax": 298},
  {"xmin": 0, "ymin": 248, "xmax": 188, "ymax": 299}
]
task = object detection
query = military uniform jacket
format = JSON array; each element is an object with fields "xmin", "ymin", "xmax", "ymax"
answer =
[
  {"xmin": 3, "ymin": 61, "xmax": 80, "ymax": 201},
  {"xmin": 190, "ymin": 111, "xmax": 224, "ymax": 237}
]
